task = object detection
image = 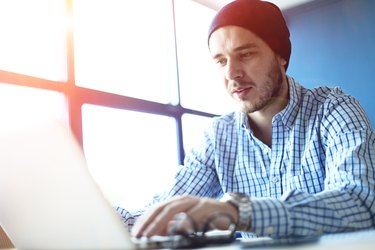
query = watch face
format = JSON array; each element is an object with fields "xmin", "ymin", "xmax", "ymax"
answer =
[
  {"xmin": 221, "ymin": 193, "xmax": 250, "ymax": 205},
  {"xmin": 224, "ymin": 192, "xmax": 252, "ymax": 231},
  {"xmin": 229, "ymin": 192, "xmax": 247, "ymax": 199}
]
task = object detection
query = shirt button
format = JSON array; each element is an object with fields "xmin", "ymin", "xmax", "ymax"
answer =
[
  {"xmin": 271, "ymin": 176, "xmax": 279, "ymax": 184},
  {"xmin": 265, "ymin": 226, "xmax": 274, "ymax": 235}
]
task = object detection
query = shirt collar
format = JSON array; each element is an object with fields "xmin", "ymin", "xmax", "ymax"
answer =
[
  {"xmin": 276, "ymin": 76, "xmax": 302, "ymax": 130},
  {"xmin": 238, "ymin": 111, "xmax": 249, "ymax": 130}
]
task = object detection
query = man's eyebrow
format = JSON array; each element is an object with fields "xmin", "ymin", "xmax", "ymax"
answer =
[
  {"xmin": 234, "ymin": 43, "xmax": 257, "ymax": 52},
  {"xmin": 211, "ymin": 43, "xmax": 257, "ymax": 60}
]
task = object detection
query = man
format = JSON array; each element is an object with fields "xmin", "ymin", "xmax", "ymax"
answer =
[{"xmin": 117, "ymin": 0, "xmax": 375, "ymax": 239}]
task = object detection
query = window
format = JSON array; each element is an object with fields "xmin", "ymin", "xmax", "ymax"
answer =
[
  {"xmin": 0, "ymin": 0, "xmax": 67, "ymax": 81},
  {"xmin": 0, "ymin": 0, "xmax": 235, "ymax": 210},
  {"xmin": 0, "ymin": 83, "xmax": 66, "ymax": 135},
  {"xmin": 174, "ymin": 0, "xmax": 236, "ymax": 114},
  {"xmin": 82, "ymin": 105, "xmax": 179, "ymax": 210},
  {"xmin": 73, "ymin": 0, "xmax": 178, "ymax": 104}
]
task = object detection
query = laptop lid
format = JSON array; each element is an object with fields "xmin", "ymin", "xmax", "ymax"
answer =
[{"xmin": 0, "ymin": 120, "xmax": 135, "ymax": 249}]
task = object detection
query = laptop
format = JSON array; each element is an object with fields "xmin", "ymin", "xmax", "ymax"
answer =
[{"xmin": 0, "ymin": 120, "xmax": 229, "ymax": 249}]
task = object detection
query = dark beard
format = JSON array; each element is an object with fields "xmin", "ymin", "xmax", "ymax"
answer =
[{"xmin": 240, "ymin": 61, "xmax": 284, "ymax": 114}]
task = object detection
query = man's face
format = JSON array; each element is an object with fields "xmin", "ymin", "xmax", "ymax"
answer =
[{"xmin": 209, "ymin": 26, "xmax": 287, "ymax": 114}]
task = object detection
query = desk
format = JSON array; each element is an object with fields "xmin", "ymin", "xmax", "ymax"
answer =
[
  {"xmin": 193, "ymin": 229, "xmax": 375, "ymax": 250},
  {"xmin": 3, "ymin": 229, "xmax": 375, "ymax": 250}
]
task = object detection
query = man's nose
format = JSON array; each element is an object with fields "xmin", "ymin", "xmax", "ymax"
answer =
[{"xmin": 225, "ymin": 60, "xmax": 244, "ymax": 81}]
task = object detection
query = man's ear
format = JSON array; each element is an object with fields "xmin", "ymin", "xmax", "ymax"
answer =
[
  {"xmin": 277, "ymin": 55, "xmax": 287, "ymax": 72},
  {"xmin": 278, "ymin": 55, "xmax": 287, "ymax": 68}
]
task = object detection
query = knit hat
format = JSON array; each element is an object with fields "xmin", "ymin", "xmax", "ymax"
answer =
[{"xmin": 208, "ymin": 0, "xmax": 291, "ymax": 70}]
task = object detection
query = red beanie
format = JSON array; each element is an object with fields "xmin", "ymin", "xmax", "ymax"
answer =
[{"xmin": 208, "ymin": 0, "xmax": 291, "ymax": 70}]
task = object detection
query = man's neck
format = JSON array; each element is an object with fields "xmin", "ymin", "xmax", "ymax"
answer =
[
  {"xmin": 247, "ymin": 79, "xmax": 289, "ymax": 147},
  {"xmin": 248, "ymin": 112, "xmax": 273, "ymax": 147}
]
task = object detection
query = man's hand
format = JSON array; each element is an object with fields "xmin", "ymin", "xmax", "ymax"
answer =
[{"xmin": 131, "ymin": 195, "xmax": 238, "ymax": 238}]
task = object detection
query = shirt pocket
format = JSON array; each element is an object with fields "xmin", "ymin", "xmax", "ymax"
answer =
[{"xmin": 288, "ymin": 170, "xmax": 325, "ymax": 194}]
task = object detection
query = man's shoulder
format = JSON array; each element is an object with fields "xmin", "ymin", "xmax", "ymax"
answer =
[
  {"xmin": 205, "ymin": 112, "xmax": 244, "ymax": 141},
  {"xmin": 289, "ymin": 77, "xmax": 363, "ymax": 118},
  {"xmin": 291, "ymin": 78, "xmax": 352, "ymax": 106},
  {"xmin": 212, "ymin": 111, "xmax": 241, "ymax": 126},
  {"xmin": 305, "ymin": 85, "xmax": 345, "ymax": 97},
  {"xmin": 292, "ymin": 80, "xmax": 368, "ymax": 124},
  {"xmin": 206, "ymin": 112, "xmax": 244, "ymax": 134},
  {"xmin": 303, "ymin": 86, "xmax": 359, "ymax": 111}
]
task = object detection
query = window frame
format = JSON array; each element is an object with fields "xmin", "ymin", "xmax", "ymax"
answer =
[{"xmin": 0, "ymin": 0, "xmax": 218, "ymax": 165}]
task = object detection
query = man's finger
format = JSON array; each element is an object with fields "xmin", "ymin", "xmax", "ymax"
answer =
[
  {"xmin": 141, "ymin": 196, "xmax": 199, "ymax": 237},
  {"xmin": 132, "ymin": 195, "xmax": 198, "ymax": 237}
]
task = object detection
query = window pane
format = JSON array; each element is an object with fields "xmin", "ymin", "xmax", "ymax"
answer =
[
  {"xmin": 182, "ymin": 114, "xmax": 213, "ymax": 154},
  {"xmin": 0, "ymin": 0, "xmax": 67, "ymax": 81},
  {"xmin": 0, "ymin": 83, "xmax": 66, "ymax": 135},
  {"xmin": 74, "ymin": 0, "xmax": 178, "ymax": 104},
  {"xmin": 82, "ymin": 105, "xmax": 179, "ymax": 211},
  {"xmin": 174, "ymin": 1, "xmax": 236, "ymax": 114}
]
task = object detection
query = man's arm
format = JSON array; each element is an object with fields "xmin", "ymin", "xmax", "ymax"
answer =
[
  {"xmin": 130, "ymin": 93, "xmax": 375, "ymax": 238},
  {"xmin": 249, "ymin": 93, "xmax": 375, "ymax": 237},
  {"xmin": 131, "ymin": 195, "xmax": 238, "ymax": 237}
]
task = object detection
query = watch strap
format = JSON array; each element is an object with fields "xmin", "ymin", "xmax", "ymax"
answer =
[{"xmin": 221, "ymin": 192, "xmax": 252, "ymax": 231}]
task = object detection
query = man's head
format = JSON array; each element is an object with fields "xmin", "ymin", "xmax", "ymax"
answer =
[
  {"xmin": 207, "ymin": 0, "xmax": 290, "ymax": 114},
  {"xmin": 208, "ymin": 0, "xmax": 291, "ymax": 71}
]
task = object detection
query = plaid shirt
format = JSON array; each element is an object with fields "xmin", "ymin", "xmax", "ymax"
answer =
[{"xmin": 117, "ymin": 76, "xmax": 375, "ymax": 237}]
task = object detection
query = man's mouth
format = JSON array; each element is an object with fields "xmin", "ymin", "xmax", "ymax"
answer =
[{"xmin": 232, "ymin": 87, "xmax": 252, "ymax": 99}]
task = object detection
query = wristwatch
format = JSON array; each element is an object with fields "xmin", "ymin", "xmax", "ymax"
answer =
[{"xmin": 221, "ymin": 192, "xmax": 252, "ymax": 231}]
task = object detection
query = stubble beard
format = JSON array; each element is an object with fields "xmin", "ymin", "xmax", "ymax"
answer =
[{"xmin": 238, "ymin": 62, "xmax": 284, "ymax": 114}]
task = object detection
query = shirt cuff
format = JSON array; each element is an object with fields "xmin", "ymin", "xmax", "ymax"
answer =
[{"xmin": 250, "ymin": 197, "xmax": 291, "ymax": 237}]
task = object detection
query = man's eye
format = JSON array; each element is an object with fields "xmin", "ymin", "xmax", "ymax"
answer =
[
  {"xmin": 216, "ymin": 59, "xmax": 227, "ymax": 66},
  {"xmin": 240, "ymin": 51, "xmax": 254, "ymax": 59}
]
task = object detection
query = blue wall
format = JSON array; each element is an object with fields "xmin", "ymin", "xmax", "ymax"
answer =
[{"xmin": 284, "ymin": 0, "xmax": 375, "ymax": 126}]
